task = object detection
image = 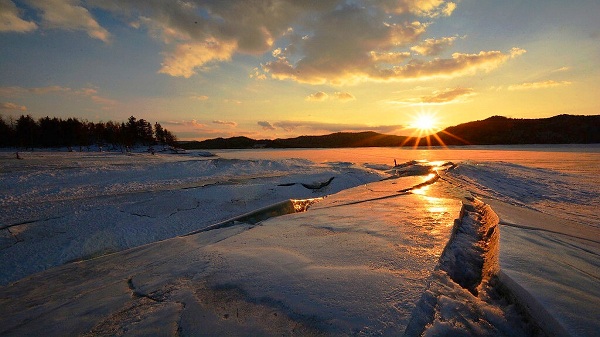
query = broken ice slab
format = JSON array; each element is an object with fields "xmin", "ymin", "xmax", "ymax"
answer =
[{"xmin": 0, "ymin": 179, "xmax": 461, "ymax": 336}]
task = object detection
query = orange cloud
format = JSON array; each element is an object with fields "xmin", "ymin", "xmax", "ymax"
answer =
[
  {"xmin": 0, "ymin": 101, "xmax": 27, "ymax": 111},
  {"xmin": 508, "ymin": 80, "xmax": 572, "ymax": 90},
  {"xmin": 262, "ymin": 120, "xmax": 404, "ymax": 134},
  {"xmin": 190, "ymin": 95, "xmax": 209, "ymax": 101},
  {"xmin": 159, "ymin": 39, "xmax": 237, "ymax": 78},
  {"xmin": 266, "ymin": 48, "xmax": 525, "ymax": 84},
  {"xmin": 305, "ymin": 92, "xmax": 329, "ymax": 102},
  {"xmin": 380, "ymin": 0, "xmax": 457, "ymax": 17},
  {"xmin": 411, "ymin": 36, "xmax": 458, "ymax": 56},
  {"xmin": 213, "ymin": 120, "xmax": 237, "ymax": 127},
  {"xmin": 391, "ymin": 48, "xmax": 526, "ymax": 80},
  {"xmin": 420, "ymin": 87, "xmax": 475, "ymax": 103},
  {"xmin": 333, "ymin": 92, "xmax": 356, "ymax": 102}
]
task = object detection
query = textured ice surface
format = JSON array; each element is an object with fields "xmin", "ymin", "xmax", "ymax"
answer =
[
  {"xmin": 0, "ymin": 174, "xmax": 461, "ymax": 336},
  {"xmin": 1, "ymin": 150, "xmax": 599, "ymax": 336},
  {"xmin": 0, "ymin": 152, "xmax": 384, "ymax": 285}
]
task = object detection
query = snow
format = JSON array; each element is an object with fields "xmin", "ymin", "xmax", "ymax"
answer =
[
  {"xmin": 1, "ymin": 149, "xmax": 599, "ymax": 336},
  {"xmin": 0, "ymin": 151, "xmax": 384, "ymax": 285}
]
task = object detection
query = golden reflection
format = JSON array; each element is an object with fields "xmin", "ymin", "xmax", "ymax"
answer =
[{"xmin": 412, "ymin": 186, "xmax": 429, "ymax": 195}]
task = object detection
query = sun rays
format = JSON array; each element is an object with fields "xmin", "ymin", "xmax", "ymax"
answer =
[{"xmin": 402, "ymin": 109, "xmax": 447, "ymax": 148}]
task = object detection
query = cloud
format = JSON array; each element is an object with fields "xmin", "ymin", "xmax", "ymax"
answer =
[
  {"xmin": 508, "ymin": 80, "xmax": 573, "ymax": 90},
  {"xmin": 411, "ymin": 36, "xmax": 458, "ymax": 56},
  {"xmin": 190, "ymin": 95, "xmax": 209, "ymax": 101},
  {"xmin": 0, "ymin": 0, "xmax": 37, "ymax": 32},
  {"xmin": 90, "ymin": 0, "xmax": 341, "ymax": 77},
  {"xmin": 27, "ymin": 0, "xmax": 517, "ymax": 84},
  {"xmin": 333, "ymin": 92, "xmax": 356, "ymax": 102},
  {"xmin": 249, "ymin": 67, "xmax": 267, "ymax": 80},
  {"xmin": 264, "ymin": 6, "xmax": 429, "ymax": 85},
  {"xmin": 305, "ymin": 92, "xmax": 329, "ymax": 102},
  {"xmin": 25, "ymin": 0, "xmax": 110, "ymax": 43},
  {"xmin": 551, "ymin": 66, "xmax": 570, "ymax": 73},
  {"xmin": 262, "ymin": 120, "xmax": 404, "ymax": 134},
  {"xmin": 163, "ymin": 120, "xmax": 206, "ymax": 128},
  {"xmin": 369, "ymin": 51, "xmax": 411, "ymax": 64},
  {"xmin": 305, "ymin": 91, "xmax": 356, "ymax": 102},
  {"xmin": 0, "ymin": 101, "xmax": 27, "ymax": 111},
  {"xmin": 391, "ymin": 48, "xmax": 526, "ymax": 80},
  {"xmin": 0, "ymin": 85, "xmax": 117, "ymax": 108},
  {"xmin": 0, "ymin": 85, "xmax": 72, "ymax": 96},
  {"xmin": 257, "ymin": 121, "xmax": 276, "ymax": 130},
  {"xmin": 159, "ymin": 39, "xmax": 237, "ymax": 78},
  {"xmin": 420, "ymin": 87, "xmax": 475, "ymax": 103},
  {"xmin": 379, "ymin": 0, "xmax": 456, "ymax": 17},
  {"xmin": 213, "ymin": 120, "xmax": 237, "ymax": 127},
  {"xmin": 266, "ymin": 47, "xmax": 525, "ymax": 84}
]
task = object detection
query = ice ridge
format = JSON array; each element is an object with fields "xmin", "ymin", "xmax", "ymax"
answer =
[{"xmin": 405, "ymin": 197, "xmax": 542, "ymax": 337}]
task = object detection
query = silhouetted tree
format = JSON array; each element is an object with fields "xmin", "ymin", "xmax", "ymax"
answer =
[
  {"xmin": 0, "ymin": 115, "xmax": 15, "ymax": 147},
  {"xmin": 15, "ymin": 115, "xmax": 39, "ymax": 150},
  {"xmin": 154, "ymin": 122, "xmax": 165, "ymax": 144}
]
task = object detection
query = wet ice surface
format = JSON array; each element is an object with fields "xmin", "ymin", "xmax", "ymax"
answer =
[{"xmin": 1, "ymin": 150, "xmax": 599, "ymax": 336}]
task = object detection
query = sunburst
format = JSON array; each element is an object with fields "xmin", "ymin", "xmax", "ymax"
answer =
[{"xmin": 402, "ymin": 110, "xmax": 445, "ymax": 148}]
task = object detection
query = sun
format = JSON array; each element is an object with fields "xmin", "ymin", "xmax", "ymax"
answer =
[
  {"xmin": 401, "ymin": 110, "xmax": 447, "ymax": 148},
  {"xmin": 410, "ymin": 112, "xmax": 439, "ymax": 132}
]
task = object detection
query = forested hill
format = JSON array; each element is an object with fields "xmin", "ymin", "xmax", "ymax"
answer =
[
  {"xmin": 180, "ymin": 114, "xmax": 600, "ymax": 149},
  {"xmin": 435, "ymin": 114, "xmax": 600, "ymax": 145}
]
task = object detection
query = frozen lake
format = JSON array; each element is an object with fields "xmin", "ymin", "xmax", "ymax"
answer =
[{"xmin": 0, "ymin": 145, "xmax": 599, "ymax": 336}]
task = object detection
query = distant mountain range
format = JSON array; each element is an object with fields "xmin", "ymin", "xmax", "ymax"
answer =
[{"xmin": 179, "ymin": 114, "xmax": 600, "ymax": 149}]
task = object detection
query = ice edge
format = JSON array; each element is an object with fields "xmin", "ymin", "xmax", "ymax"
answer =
[{"xmin": 405, "ymin": 196, "xmax": 554, "ymax": 336}]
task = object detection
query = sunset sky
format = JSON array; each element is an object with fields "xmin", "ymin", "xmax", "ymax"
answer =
[{"xmin": 1, "ymin": 0, "xmax": 599, "ymax": 140}]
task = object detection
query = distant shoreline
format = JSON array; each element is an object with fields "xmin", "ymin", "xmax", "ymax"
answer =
[{"xmin": 179, "ymin": 114, "xmax": 600, "ymax": 150}]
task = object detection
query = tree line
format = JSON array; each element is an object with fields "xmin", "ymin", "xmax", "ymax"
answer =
[{"xmin": 0, "ymin": 115, "xmax": 177, "ymax": 150}]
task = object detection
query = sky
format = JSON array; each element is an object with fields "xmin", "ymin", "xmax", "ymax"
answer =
[{"xmin": 1, "ymin": 0, "xmax": 599, "ymax": 140}]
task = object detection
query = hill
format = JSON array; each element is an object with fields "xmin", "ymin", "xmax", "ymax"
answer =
[
  {"xmin": 179, "ymin": 114, "xmax": 600, "ymax": 149},
  {"xmin": 432, "ymin": 114, "xmax": 600, "ymax": 145}
]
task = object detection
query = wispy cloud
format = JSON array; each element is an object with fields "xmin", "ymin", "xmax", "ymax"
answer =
[
  {"xmin": 0, "ymin": 0, "xmax": 37, "ymax": 32},
  {"xmin": 260, "ymin": 120, "xmax": 404, "ymax": 134},
  {"xmin": 305, "ymin": 91, "xmax": 356, "ymax": 102},
  {"xmin": 190, "ymin": 95, "xmax": 209, "ymax": 101},
  {"xmin": 420, "ymin": 87, "xmax": 475, "ymax": 103},
  {"xmin": 213, "ymin": 120, "xmax": 237, "ymax": 127},
  {"xmin": 333, "ymin": 92, "xmax": 356, "ymax": 102},
  {"xmin": 0, "ymin": 101, "xmax": 27, "ymax": 111},
  {"xmin": 305, "ymin": 92, "xmax": 329, "ymax": 102},
  {"xmin": 0, "ymin": 85, "xmax": 117, "ymax": 108},
  {"xmin": 508, "ymin": 80, "xmax": 572, "ymax": 90},
  {"xmin": 551, "ymin": 66, "xmax": 570, "ymax": 73},
  {"xmin": 258, "ymin": 121, "xmax": 276, "ymax": 130},
  {"xmin": 163, "ymin": 120, "xmax": 206, "ymax": 128}
]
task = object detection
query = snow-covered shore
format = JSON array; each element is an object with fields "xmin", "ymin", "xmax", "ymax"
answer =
[{"xmin": 1, "ymin": 150, "xmax": 598, "ymax": 336}]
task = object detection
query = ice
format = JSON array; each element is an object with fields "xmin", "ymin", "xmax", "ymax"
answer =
[
  {"xmin": 1, "ymin": 150, "xmax": 599, "ymax": 336},
  {"xmin": 0, "ymin": 151, "xmax": 385, "ymax": 285},
  {"xmin": 0, "ymin": 167, "xmax": 462, "ymax": 336}
]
